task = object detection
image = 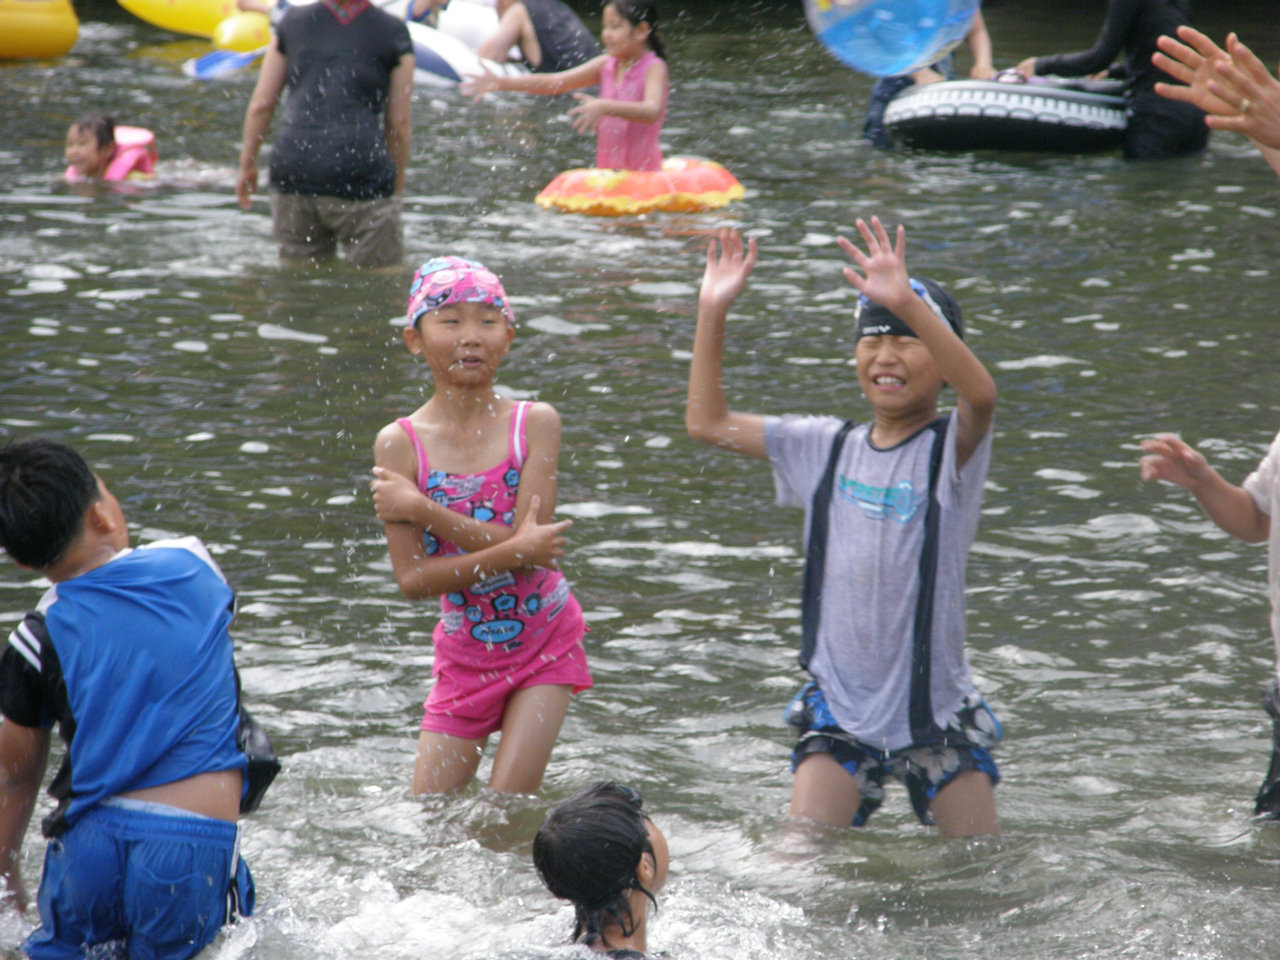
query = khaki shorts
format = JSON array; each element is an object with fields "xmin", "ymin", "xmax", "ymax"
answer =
[{"xmin": 270, "ymin": 192, "xmax": 403, "ymax": 268}]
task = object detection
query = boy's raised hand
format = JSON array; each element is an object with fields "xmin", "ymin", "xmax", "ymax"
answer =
[
  {"xmin": 699, "ymin": 228, "xmax": 758, "ymax": 317},
  {"xmin": 838, "ymin": 216, "xmax": 912, "ymax": 315}
]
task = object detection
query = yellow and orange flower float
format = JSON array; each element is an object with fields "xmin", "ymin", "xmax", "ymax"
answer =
[{"xmin": 536, "ymin": 157, "xmax": 743, "ymax": 217}]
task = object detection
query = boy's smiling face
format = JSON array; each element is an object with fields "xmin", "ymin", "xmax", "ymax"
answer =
[{"xmin": 855, "ymin": 333, "xmax": 944, "ymax": 419}]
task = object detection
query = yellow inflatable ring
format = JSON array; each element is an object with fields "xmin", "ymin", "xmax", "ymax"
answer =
[
  {"xmin": 0, "ymin": 0, "xmax": 78, "ymax": 59},
  {"xmin": 536, "ymin": 157, "xmax": 743, "ymax": 217},
  {"xmin": 117, "ymin": 0, "xmax": 237, "ymax": 39},
  {"xmin": 212, "ymin": 10, "xmax": 270, "ymax": 51}
]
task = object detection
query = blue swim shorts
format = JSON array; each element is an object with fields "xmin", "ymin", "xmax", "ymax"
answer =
[
  {"xmin": 785, "ymin": 681, "xmax": 1001, "ymax": 827},
  {"xmin": 25, "ymin": 800, "xmax": 254, "ymax": 960}
]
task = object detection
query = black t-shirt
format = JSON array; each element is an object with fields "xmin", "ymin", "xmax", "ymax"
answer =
[
  {"xmin": 1033, "ymin": 0, "xmax": 1193, "ymax": 95},
  {"xmin": 524, "ymin": 0, "xmax": 600, "ymax": 73},
  {"xmin": 268, "ymin": 0, "xmax": 413, "ymax": 199}
]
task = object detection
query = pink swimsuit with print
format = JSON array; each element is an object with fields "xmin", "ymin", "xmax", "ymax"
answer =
[
  {"xmin": 595, "ymin": 49, "xmax": 667, "ymax": 172},
  {"xmin": 397, "ymin": 401, "xmax": 591, "ymax": 739}
]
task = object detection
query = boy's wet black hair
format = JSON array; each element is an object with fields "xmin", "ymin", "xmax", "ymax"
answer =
[
  {"xmin": 532, "ymin": 781, "xmax": 657, "ymax": 947},
  {"xmin": 607, "ymin": 0, "xmax": 666, "ymax": 61},
  {"xmin": 72, "ymin": 112, "xmax": 116, "ymax": 148},
  {"xmin": 0, "ymin": 438, "xmax": 100, "ymax": 569}
]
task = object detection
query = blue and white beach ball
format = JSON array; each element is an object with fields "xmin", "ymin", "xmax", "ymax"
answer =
[{"xmin": 804, "ymin": 0, "xmax": 981, "ymax": 78}]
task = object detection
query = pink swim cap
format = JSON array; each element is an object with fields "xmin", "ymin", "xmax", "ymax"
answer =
[{"xmin": 406, "ymin": 256, "xmax": 515, "ymax": 328}]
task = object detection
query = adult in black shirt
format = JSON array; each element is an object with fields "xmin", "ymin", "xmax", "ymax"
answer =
[
  {"xmin": 1016, "ymin": 0, "xmax": 1208, "ymax": 159},
  {"xmin": 476, "ymin": 0, "xmax": 600, "ymax": 74},
  {"xmin": 236, "ymin": 0, "xmax": 414, "ymax": 266}
]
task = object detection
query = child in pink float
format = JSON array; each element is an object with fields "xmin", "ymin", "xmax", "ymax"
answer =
[
  {"xmin": 64, "ymin": 113, "xmax": 157, "ymax": 183},
  {"xmin": 460, "ymin": 0, "xmax": 668, "ymax": 172},
  {"xmin": 371, "ymin": 257, "xmax": 592, "ymax": 795}
]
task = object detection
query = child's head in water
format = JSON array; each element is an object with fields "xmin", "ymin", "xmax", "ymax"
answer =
[
  {"xmin": 533, "ymin": 782, "xmax": 669, "ymax": 951},
  {"xmin": 64, "ymin": 113, "xmax": 116, "ymax": 180},
  {"xmin": 403, "ymin": 256, "xmax": 516, "ymax": 385},
  {"xmin": 602, "ymin": 1, "xmax": 665, "ymax": 61}
]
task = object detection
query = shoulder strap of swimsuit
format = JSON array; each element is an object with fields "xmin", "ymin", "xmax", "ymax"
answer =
[
  {"xmin": 395, "ymin": 417, "xmax": 430, "ymax": 492},
  {"xmin": 509, "ymin": 401, "xmax": 530, "ymax": 469},
  {"xmin": 798, "ymin": 419, "xmax": 855, "ymax": 671},
  {"xmin": 907, "ymin": 414, "xmax": 951, "ymax": 744}
]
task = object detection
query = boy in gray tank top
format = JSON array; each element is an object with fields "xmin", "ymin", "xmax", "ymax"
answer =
[{"xmin": 685, "ymin": 218, "xmax": 1001, "ymax": 837}]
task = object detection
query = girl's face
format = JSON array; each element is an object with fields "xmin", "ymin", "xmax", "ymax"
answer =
[
  {"xmin": 65, "ymin": 125, "xmax": 113, "ymax": 178},
  {"xmin": 601, "ymin": 3, "xmax": 648, "ymax": 60},
  {"xmin": 404, "ymin": 301, "xmax": 513, "ymax": 385}
]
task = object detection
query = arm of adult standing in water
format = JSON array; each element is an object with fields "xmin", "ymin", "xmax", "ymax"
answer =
[
  {"xmin": 1139, "ymin": 433, "xmax": 1270, "ymax": 543},
  {"xmin": 236, "ymin": 38, "xmax": 287, "ymax": 210},
  {"xmin": 385, "ymin": 52, "xmax": 414, "ymax": 195}
]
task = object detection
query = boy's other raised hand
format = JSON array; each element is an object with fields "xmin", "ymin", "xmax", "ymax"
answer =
[
  {"xmin": 698, "ymin": 228, "xmax": 758, "ymax": 317},
  {"xmin": 838, "ymin": 216, "xmax": 911, "ymax": 314}
]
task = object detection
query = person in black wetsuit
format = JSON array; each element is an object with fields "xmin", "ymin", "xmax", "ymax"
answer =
[
  {"xmin": 476, "ymin": 0, "xmax": 600, "ymax": 73},
  {"xmin": 236, "ymin": 0, "xmax": 415, "ymax": 267},
  {"xmin": 533, "ymin": 782, "xmax": 669, "ymax": 958},
  {"xmin": 1015, "ymin": 0, "xmax": 1207, "ymax": 160}
]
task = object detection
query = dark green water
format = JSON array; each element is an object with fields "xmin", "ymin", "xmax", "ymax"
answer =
[{"xmin": 4, "ymin": 2, "xmax": 1280, "ymax": 958}]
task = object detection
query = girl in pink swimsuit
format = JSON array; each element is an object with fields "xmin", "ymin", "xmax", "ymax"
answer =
[
  {"xmin": 371, "ymin": 256, "xmax": 592, "ymax": 795},
  {"xmin": 460, "ymin": 1, "xmax": 669, "ymax": 172},
  {"xmin": 64, "ymin": 113, "xmax": 157, "ymax": 182}
]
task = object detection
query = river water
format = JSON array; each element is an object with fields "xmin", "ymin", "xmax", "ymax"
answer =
[{"xmin": 4, "ymin": 2, "xmax": 1280, "ymax": 958}]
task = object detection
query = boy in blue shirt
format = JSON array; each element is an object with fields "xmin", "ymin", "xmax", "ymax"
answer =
[{"xmin": 0, "ymin": 438, "xmax": 256, "ymax": 959}]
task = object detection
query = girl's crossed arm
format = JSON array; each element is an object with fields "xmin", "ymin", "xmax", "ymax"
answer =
[
  {"xmin": 373, "ymin": 412, "xmax": 571, "ymax": 600},
  {"xmin": 685, "ymin": 229, "xmax": 768, "ymax": 460}
]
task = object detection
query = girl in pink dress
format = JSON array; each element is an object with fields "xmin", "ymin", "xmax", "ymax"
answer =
[
  {"xmin": 461, "ymin": 1, "xmax": 669, "ymax": 171},
  {"xmin": 371, "ymin": 257, "xmax": 592, "ymax": 795}
]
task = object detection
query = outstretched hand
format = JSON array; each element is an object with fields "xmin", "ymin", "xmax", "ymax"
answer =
[
  {"xmin": 508, "ymin": 495, "xmax": 571, "ymax": 570},
  {"xmin": 460, "ymin": 66, "xmax": 499, "ymax": 102},
  {"xmin": 1154, "ymin": 27, "xmax": 1280, "ymax": 149},
  {"xmin": 837, "ymin": 216, "xmax": 912, "ymax": 314},
  {"xmin": 1138, "ymin": 433, "xmax": 1212, "ymax": 490},
  {"xmin": 698, "ymin": 227, "xmax": 758, "ymax": 317},
  {"xmin": 569, "ymin": 93, "xmax": 607, "ymax": 133}
]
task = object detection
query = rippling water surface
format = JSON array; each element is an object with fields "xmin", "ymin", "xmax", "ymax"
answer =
[{"xmin": 4, "ymin": 2, "xmax": 1280, "ymax": 957}]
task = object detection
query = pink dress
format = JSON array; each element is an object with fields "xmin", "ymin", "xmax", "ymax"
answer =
[
  {"xmin": 595, "ymin": 49, "xmax": 667, "ymax": 172},
  {"xmin": 397, "ymin": 400, "xmax": 591, "ymax": 740}
]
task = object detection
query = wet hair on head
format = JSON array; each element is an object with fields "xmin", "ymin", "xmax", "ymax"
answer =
[
  {"xmin": 72, "ymin": 112, "xmax": 116, "ymax": 148},
  {"xmin": 532, "ymin": 781, "xmax": 657, "ymax": 947},
  {"xmin": 607, "ymin": 0, "xmax": 666, "ymax": 61},
  {"xmin": 0, "ymin": 438, "xmax": 100, "ymax": 569}
]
